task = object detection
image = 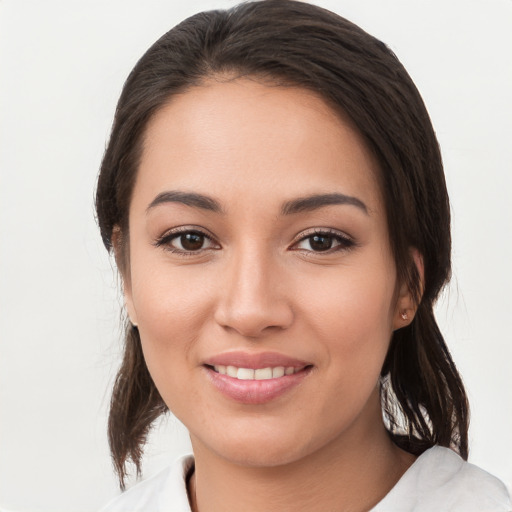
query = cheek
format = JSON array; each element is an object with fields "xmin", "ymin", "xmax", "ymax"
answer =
[
  {"xmin": 128, "ymin": 260, "xmax": 215, "ymax": 389},
  {"xmin": 300, "ymin": 265, "xmax": 396, "ymax": 339},
  {"xmin": 299, "ymin": 264, "xmax": 396, "ymax": 384},
  {"xmin": 130, "ymin": 249, "xmax": 215, "ymax": 326}
]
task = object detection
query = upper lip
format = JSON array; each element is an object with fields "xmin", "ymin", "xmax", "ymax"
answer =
[{"xmin": 203, "ymin": 351, "xmax": 311, "ymax": 369}]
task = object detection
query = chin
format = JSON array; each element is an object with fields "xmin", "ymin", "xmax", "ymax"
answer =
[
  {"xmin": 191, "ymin": 421, "xmax": 323, "ymax": 469},
  {"xmin": 218, "ymin": 441, "xmax": 306, "ymax": 468}
]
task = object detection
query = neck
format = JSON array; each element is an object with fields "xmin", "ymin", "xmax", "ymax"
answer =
[{"xmin": 188, "ymin": 396, "xmax": 415, "ymax": 512}]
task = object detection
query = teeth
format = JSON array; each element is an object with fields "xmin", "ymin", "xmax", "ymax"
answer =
[
  {"xmin": 255, "ymin": 367, "xmax": 273, "ymax": 380},
  {"xmin": 212, "ymin": 365, "xmax": 301, "ymax": 380},
  {"xmin": 272, "ymin": 366, "xmax": 285, "ymax": 378},
  {"xmin": 237, "ymin": 368, "xmax": 254, "ymax": 380}
]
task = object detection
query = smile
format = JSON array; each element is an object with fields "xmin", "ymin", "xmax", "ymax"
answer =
[
  {"xmin": 204, "ymin": 355, "xmax": 312, "ymax": 404},
  {"xmin": 212, "ymin": 365, "xmax": 302, "ymax": 380}
]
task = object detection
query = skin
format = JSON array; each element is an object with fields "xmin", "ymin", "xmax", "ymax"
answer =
[{"xmin": 121, "ymin": 79, "xmax": 418, "ymax": 512}]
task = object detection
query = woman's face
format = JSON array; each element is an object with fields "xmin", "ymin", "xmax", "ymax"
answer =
[{"xmin": 123, "ymin": 79, "xmax": 410, "ymax": 467}]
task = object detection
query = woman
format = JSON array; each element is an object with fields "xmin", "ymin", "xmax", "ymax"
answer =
[{"xmin": 96, "ymin": 1, "xmax": 511, "ymax": 510}]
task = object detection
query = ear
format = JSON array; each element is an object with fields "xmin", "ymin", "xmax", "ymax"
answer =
[
  {"xmin": 393, "ymin": 248, "xmax": 424, "ymax": 330},
  {"xmin": 112, "ymin": 226, "xmax": 138, "ymax": 327},
  {"xmin": 123, "ymin": 280, "xmax": 138, "ymax": 328}
]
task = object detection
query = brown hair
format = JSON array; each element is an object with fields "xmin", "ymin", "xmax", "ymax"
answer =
[{"xmin": 96, "ymin": 0, "xmax": 469, "ymax": 488}]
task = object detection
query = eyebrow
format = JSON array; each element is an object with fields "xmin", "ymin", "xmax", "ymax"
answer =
[
  {"xmin": 281, "ymin": 193, "xmax": 368, "ymax": 215},
  {"xmin": 146, "ymin": 190, "xmax": 368, "ymax": 216},
  {"xmin": 146, "ymin": 191, "xmax": 223, "ymax": 213}
]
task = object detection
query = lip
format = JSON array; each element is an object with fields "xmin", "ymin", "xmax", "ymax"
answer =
[
  {"xmin": 203, "ymin": 350, "xmax": 310, "ymax": 369},
  {"xmin": 203, "ymin": 351, "xmax": 313, "ymax": 405}
]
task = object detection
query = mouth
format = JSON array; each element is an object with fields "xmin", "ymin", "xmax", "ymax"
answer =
[
  {"xmin": 206, "ymin": 364, "xmax": 308, "ymax": 380},
  {"xmin": 202, "ymin": 353, "xmax": 313, "ymax": 404}
]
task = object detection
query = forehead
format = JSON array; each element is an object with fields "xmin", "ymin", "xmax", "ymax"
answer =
[{"xmin": 135, "ymin": 79, "xmax": 383, "ymax": 215}]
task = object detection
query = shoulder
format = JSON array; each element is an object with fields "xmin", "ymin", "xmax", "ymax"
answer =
[
  {"xmin": 373, "ymin": 446, "xmax": 511, "ymax": 512},
  {"xmin": 98, "ymin": 455, "xmax": 194, "ymax": 512}
]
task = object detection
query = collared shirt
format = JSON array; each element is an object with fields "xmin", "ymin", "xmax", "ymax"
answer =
[{"xmin": 100, "ymin": 446, "xmax": 511, "ymax": 511}]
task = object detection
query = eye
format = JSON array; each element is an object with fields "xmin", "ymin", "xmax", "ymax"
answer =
[
  {"xmin": 173, "ymin": 231, "xmax": 211, "ymax": 251},
  {"xmin": 155, "ymin": 228, "xmax": 218, "ymax": 254},
  {"xmin": 292, "ymin": 229, "xmax": 355, "ymax": 253}
]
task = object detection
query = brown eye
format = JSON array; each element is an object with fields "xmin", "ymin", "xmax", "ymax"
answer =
[
  {"xmin": 155, "ymin": 229, "xmax": 217, "ymax": 253},
  {"xmin": 294, "ymin": 230, "xmax": 354, "ymax": 253},
  {"xmin": 179, "ymin": 232, "xmax": 205, "ymax": 251},
  {"xmin": 309, "ymin": 234, "xmax": 334, "ymax": 251}
]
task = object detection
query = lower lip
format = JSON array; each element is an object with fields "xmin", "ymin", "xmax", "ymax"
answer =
[{"xmin": 204, "ymin": 366, "xmax": 312, "ymax": 405}]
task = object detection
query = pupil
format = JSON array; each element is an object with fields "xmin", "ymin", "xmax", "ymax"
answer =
[
  {"xmin": 310, "ymin": 235, "xmax": 332, "ymax": 251},
  {"xmin": 181, "ymin": 232, "xmax": 204, "ymax": 251}
]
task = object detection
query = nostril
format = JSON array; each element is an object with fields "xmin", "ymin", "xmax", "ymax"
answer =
[{"xmin": 214, "ymin": 300, "xmax": 294, "ymax": 338}]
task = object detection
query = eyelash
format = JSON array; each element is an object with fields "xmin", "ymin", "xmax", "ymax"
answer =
[
  {"xmin": 153, "ymin": 226, "xmax": 219, "ymax": 256},
  {"xmin": 291, "ymin": 228, "xmax": 356, "ymax": 254},
  {"xmin": 154, "ymin": 227, "xmax": 355, "ymax": 255}
]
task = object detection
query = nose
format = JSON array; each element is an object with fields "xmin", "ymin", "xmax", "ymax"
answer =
[{"xmin": 213, "ymin": 245, "xmax": 294, "ymax": 338}]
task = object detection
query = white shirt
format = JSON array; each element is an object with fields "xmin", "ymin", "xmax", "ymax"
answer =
[{"xmin": 100, "ymin": 446, "xmax": 511, "ymax": 511}]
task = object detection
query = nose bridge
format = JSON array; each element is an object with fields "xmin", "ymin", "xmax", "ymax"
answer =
[{"xmin": 215, "ymin": 239, "xmax": 293, "ymax": 337}]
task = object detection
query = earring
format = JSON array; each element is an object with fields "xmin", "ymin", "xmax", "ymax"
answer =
[{"xmin": 400, "ymin": 311, "xmax": 408, "ymax": 321}]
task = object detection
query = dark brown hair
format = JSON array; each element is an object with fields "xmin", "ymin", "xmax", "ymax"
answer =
[{"xmin": 96, "ymin": 0, "xmax": 469, "ymax": 488}]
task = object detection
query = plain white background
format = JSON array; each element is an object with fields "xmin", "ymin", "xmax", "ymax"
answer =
[{"xmin": 1, "ymin": 1, "xmax": 511, "ymax": 510}]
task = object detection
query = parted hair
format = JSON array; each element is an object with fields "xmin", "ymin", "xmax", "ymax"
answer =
[{"xmin": 96, "ymin": 0, "xmax": 469, "ymax": 488}]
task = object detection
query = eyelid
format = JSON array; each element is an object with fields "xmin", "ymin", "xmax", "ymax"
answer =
[
  {"xmin": 153, "ymin": 225, "xmax": 220, "ymax": 252},
  {"xmin": 153, "ymin": 225, "xmax": 355, "ymax": 254},
  {"xmin": 292, "ymin": 227, "xmax": 352, "ymax": 243},
  {"xmin": 290, "ymin": 227, "xmax": 355, "ymax": 252}
]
